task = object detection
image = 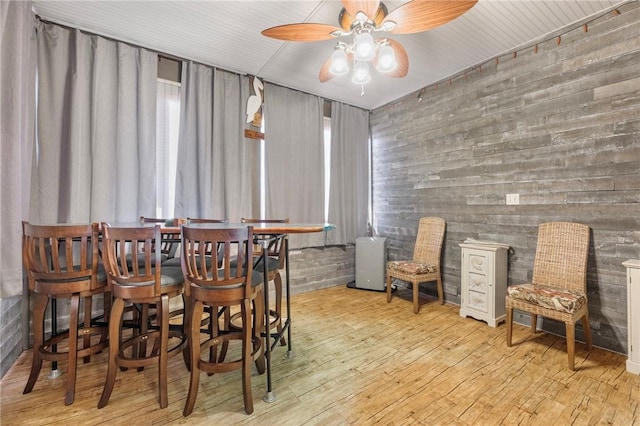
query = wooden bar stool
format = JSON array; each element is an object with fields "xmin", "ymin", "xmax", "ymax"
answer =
[
  {"xmin": 97, "ymin": 223, "xmax": 186, "ymax": 409},
  {"xmin": 181, "ymin": 225, "xmax": 265, "ymax": 416},
  {"xmin": 22, "ymin": 221, "xmax": 109, "ymax": 405},
  {"xmin": 240, "ymin": 218, "xmax": 288, "ymax": 346}
]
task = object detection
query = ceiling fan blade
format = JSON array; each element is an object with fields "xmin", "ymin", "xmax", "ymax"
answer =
[
  {"xmin": 262, "ymin": 23, "xmax": 342, "ymax": 41},
  {"xmin": 341, "ymin": 0, "xmax": 381, "ymax": 21},
  {"xmin": 386, "ymin": 39, "xmax": 409, "ymax": 78},
  {"xmin": 384, "ymin": 0, "xmax": 478, "ymax": 35},
  {"xmin": 319, "ymin": 57, "xmax": 335, "ymax": 83},
  {"xmin": 339, "ymin": 2, "xmax": 387, "ymax": 31},
  {"xmin": 372, "ymin": 39, "xmax": 408, "ymax": 78}
]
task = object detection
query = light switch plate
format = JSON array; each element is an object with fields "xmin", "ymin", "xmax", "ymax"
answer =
[{"xmin": 506, "ymin": 193, "xmax": 520, "ymax": 205}]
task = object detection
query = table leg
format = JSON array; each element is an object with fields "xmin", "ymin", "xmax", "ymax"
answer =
[
  {"xmin": 284, "ymin": 237, "xmax": 294, "ymax": 359},
  {"xmin": 48, "ymin": 299, "xmax": 61, "ymax": 379},
  {"xmin": 262, "ymin": 239, "xmax": 275, "ymax": 403}
]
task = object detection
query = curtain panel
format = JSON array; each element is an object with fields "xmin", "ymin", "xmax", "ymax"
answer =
[
  {"xmin": 0, "ymin": 0, "xmax": 36, "ymax": 298},
  {"xmin": 263, "ymin": 83, "xmax": 325, "ymax": 249},
  {"xmin": 33, "ymin": 22, "xmax": 157, "ymax": 224},
  {"xmin": 328, "ymin": 102, "xmax": 370, "ymax": 245},
  {"xmin": 174, "ymin": 63, "xmax": 258, "ymax": 221}
]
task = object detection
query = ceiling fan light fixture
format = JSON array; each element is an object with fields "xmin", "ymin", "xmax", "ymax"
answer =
[
  {"xmin": 376, "ymin": 43, "xmax": 397, "ymax": 73},
  {"xmin": 381, "ymin": 20, "xmax": 396, "ymax": 32},
  {"xmin": 329, "ymin": 47, "xmax": 349, "ymax": 75},
  {"xmin": 352, "ymin": 61, "xmax": 371, "ymax": 85},
  {"xmin": 354, "ymin": 32, "xmax": 375, "ymax": 61},
  {"xmin": 354, "ymin": 11, "xmax": 368, "ymax": 23}
]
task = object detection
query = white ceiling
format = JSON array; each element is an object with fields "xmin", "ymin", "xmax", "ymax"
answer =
[{"xmin": 32, "ymin": 0, "xmax": 626, "ymax": 110}]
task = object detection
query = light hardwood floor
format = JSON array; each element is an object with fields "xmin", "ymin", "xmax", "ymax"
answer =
[{"xmin": 2, "ymin": 285, "xmax": 639, "ymax": 425}]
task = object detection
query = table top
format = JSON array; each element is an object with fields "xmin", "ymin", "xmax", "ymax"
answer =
[
  {"xmin": 186, "ymin": 222, "xmax": 334, "ymax": 234},
  {"xmin": 105, "ymin": 221, "xmax": 335, "ymax": 235},
  {"xmin": 181, "ymin": 222, "xmax": 335, "ymax": 235}
]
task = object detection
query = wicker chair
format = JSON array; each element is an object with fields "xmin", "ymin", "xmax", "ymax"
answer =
[
  {"xmin": 386, "ymin": 217, "xmax": 446, "ymax": 314},
  {"xmin": 505, "ymin": 221, "xmax": 592, "ymax": 371}
]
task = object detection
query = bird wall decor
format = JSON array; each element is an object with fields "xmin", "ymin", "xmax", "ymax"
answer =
[{"xmin": 246, "ymin": 76, "xmax": 264, "ymax": 126}]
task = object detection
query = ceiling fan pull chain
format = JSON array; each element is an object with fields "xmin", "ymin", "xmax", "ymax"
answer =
[{"xmin": 360, "ymin": 84, "xmax": 365, "ymax": 97}]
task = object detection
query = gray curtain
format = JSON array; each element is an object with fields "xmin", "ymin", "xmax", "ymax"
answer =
[
  {"xmin": 328, "ymin": 102, "xmax": 370, "ymax": 245},
  {"xmin": 174, "ymin": 63, "xmax": 257, "ymax": 221},
  {"xmin": 263, "ymin": 83, "xmax": 325, "ymax": 249},
  {"xmin": 1, "ymin": 1, "xmax": 35, "ymax": 297},
  {"xmin": 33, "ymin": 22, "xmax": 157, "ymax": 224},
  {"xmin": 1, "ymin": 0, "xmax": 36, "ymax": 379}
]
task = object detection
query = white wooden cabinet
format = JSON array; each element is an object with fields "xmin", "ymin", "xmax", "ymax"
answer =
[
  {"xmin": 623, "ymin": 259, "xmax": 640, "ymax": 374},
  {"xmin": 459, "ymin": 240, "xmax": 510, "ymax": 327}
]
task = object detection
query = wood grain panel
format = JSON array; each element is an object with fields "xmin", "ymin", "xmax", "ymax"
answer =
[
  {"xmin": 371, "ymin": 2, "xmax": 640, "ymax": 354},
  {"xmin": 2, "ymin": 286, "xmax": 640, "ymax": 424}
]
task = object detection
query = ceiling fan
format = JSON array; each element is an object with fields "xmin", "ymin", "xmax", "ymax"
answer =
[{"xmin": 262, "ymin": 0, "xmax": 478, "ymax": 85}]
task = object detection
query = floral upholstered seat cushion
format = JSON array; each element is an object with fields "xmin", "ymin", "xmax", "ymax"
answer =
[
  {"xmin": 506, "ymin": 283, "xmax": 587, "ymax": 314},
  {"xmin": 387, "ymin": 261, "xmax": 437, "ymax": 275}
]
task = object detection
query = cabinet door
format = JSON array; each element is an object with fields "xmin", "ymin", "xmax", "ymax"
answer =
[
  {"xmin": 467, "ymin": 272, "xmax": 488, "ymax": 313},
  {"xmin": 464, "ymin": 249, "xmax": 495, "ymax": 317},
  {"xmin": 461, "ymin": 243, "xmax": 508, "ymax": 327},
  {"xmin": 625, "ymin": 260, "xmax": 640, "ymax": 374}
]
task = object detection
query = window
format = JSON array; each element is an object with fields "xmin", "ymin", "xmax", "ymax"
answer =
[
  {"xmin": 155, "ymin": 78, "xmax": 181, "ymax": 218},
  {"xmin": 259, "ymin": 115, "xmax": 331, "ymax": 220},
  {"xmin": 155, "ymin": 70, "xmax": 332, "ymax": 222},
  {"xmin": 323, "ymin": 116, "xmax": 331, "ymax": 222}
]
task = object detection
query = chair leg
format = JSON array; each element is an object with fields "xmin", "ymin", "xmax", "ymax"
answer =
[
  {"xmin": 100, "ymin": 291, "xmax": 111, "ymax": 345},
  {"xmin": 253, "ymin": 292, "xmax": 265, "ymax": 375},
  {"xmin": 530, "ymin": 314, "xmax": 538, "ymax": 334},
  {"xmin": 183, "ymin": 300, "xmax": 204, "ymax": 417},
  {"xmin": 207, "ymin": 304, "xmax": 215, "ymax": 366},
  {"xmin": 216, "ymin": 305, "xmax": 227, "ymax": 365},
  {"xmin": 137, "ymin": 304, "xmax": 149, "ymax": 371},
  {"xmin": 566, "ymin": 322, "xmax": 576, "ymax": 371},
  {"xmin": 120, "ymin": 303, "xmax": 136, "ymax": 372},
  {"xmin": 158, "ymin": 295, "xmax": 169, "ymax": 409},
  {"xmin": 413, "ymin": 282, "xmax": 420, "ymax": 314},
  {"xmin": 24, "ymin": 293, "xmax": 48, "ymax": 395},
  {"xmin": 506, "ymin": 306, "xmax": 513, "ymax": 347},
  {"xmin": 98, "ymin": 297, "xmax": 125, "ymax": 409},
  {"xmin": 83, "ymin": 295, "xmax": 92, "ymax": 363},
  {"xmin": 182, "ymin": 294, "xmax": 191, "ymax": 371},
  {"xmin": 582, "ymin": 314, "xmax": 592, "ymax": 351},
  {"xmin": 274, "ymin": 272, "xmax": 286, "ymax": 346},
  {"xmin": 386, "ymin": 274, "xmax": 393, "ymax": 303},
  {"xmin": 241, "ymin": 299, "xmax": 254, "ymax": 415},
  {"xmin": 65, "ymin": 294, "xmax": 80, "ymax": 406},
  {"xmin": 436, "ymin": 275, "xmax": 444, "ymax": 305}
]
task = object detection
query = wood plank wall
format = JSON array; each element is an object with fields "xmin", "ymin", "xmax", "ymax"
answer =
[
  {"xmin": 288, "ymin": 245, "xmax": 355, "ymax": 295},
  {"xmin": 370, "ymin": 2, "xmax": 640, "ymax": 354},
  {"xmin": 0, "ymin": 296, "xmax": 23, "ymax": 377}
]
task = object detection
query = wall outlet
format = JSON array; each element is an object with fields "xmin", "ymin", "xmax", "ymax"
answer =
[{"xmin": 506, "ymin": 193, "xmax": 520, "ymax": 205}]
